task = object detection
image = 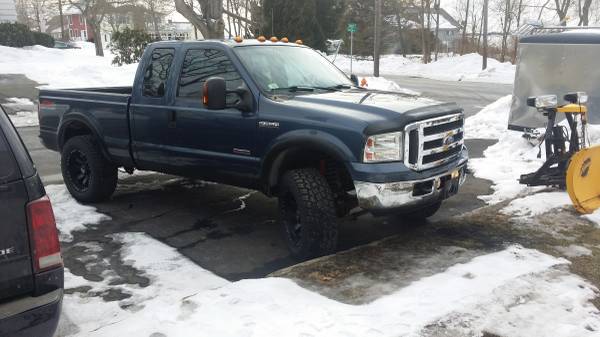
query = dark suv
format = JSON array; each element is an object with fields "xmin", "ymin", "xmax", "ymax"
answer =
[{"xmin": 0, "ymin": 106, "xmax": 63, "ymax": 337}]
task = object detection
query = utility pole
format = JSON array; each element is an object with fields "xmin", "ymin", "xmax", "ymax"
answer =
[
  {"xmin": 482, "ymin": 0, "xmax": 489, "ymax": 70},
  {"xmin": 374, "ymin": 0, "xmax": 382, "ymax": 77}
]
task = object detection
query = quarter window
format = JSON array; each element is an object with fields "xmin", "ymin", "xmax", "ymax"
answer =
[
  {"xmin": 178, "ymin": 49, "xmax": 244, "ymax": 105},
  {"xmin": 143, "ymin": 48, "xmax": 175, "ymax": 97}
]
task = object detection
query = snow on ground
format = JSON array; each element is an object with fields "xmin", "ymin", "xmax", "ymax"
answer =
[
  {"xmin": 360, "ymin": 76, "xmax": 420, "ymax": 95},
  {"xmin": 51, "ymin": 183, "xmax": 600, "ymax": 337},
  {"xmin": 45, "ymin": 185, "xmax": 110, "ymax": 241},
  {"xmin": 501, "ymin": 192, "xmax": 573, "ymax": 218},
  {"xmin": 332, "ymin": 53, "xmax": 516, "ymax": 84},
  {"xmin": 0, "ymin": 44, "xmax": 137, "ymax": 88},
  {"xmin": 2, "ymin": 97, "xmax": 38, "ymax": 127},
  {"xmin": 584, "ymin": 209, "xmax": 600, "ymax": 227},
  {"xmin": 555, "ymin": 245, "xmax": 593, "ymax": 258}
]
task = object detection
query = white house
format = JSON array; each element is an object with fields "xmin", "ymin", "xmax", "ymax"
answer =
[{"xmin": 0, "ymin": 0, "xmax": 17, "ymax": 23}]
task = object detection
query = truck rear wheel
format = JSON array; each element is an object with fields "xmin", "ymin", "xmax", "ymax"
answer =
[
  {"xmin": 278, "ymin": 168, "xmax": 338, "ymax": 260},
  {"xmin": 61, "ymin": 135, "xmax": 117, "ymax": 203}
]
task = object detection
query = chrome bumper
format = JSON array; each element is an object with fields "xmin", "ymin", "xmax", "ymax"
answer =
[{"xmin": 354, "ymin": 163, "xmax": 467, "ymax": 212}]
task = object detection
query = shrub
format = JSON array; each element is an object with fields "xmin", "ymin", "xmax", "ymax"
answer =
[
  {"xmin": 32, "ymin": 31, "xmax": 55, "ymax": 48},
  {"xmin": 0, "ymin": 22, "xmax": 34, "ymax": 47},
  {"xmin": 110, "ymin": 28, "xmax": 155, "ymax": 65}
]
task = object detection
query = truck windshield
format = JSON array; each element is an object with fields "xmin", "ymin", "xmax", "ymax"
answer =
[{"xmin": 234, "ymin": 46, "xmax": 353, "ymax": 94}]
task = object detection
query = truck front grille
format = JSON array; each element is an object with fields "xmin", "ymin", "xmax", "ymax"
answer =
[{"xmin": 404, "ymin": 113, "xmax": 464, "ymax": 171}]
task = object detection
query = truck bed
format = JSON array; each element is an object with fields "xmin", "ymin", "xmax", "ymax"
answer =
[{"xmin": 38, "ymin": 87, "xmax": 134, "ymax": 167}]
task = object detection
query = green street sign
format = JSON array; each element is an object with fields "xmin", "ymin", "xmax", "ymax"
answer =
[{"xmin": 347, "ymin": 23, "xmax": 358, "ymax": 33}]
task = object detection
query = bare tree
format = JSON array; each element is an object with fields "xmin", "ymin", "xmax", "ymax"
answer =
[
  {"xmin": 175, "ymin": 0, "xmax": 255, "ymax": 39},
  {"xmin": 70, "ymin": 0, "xmax": 114, "ymax": 56},
  {"xmin": 139, "ymin": 0, "xmax": 172, "ymax": 38},
  {"xmin": 554, "ymin": 0, "xmax": 573, "ymax": 24},
  {"xmin": 482, "ymin": 0, "xmax": 488, "ymax": 69},
  {"xmin": 577, "ymin": 0, "xmax": 593, "ymax": 25}
]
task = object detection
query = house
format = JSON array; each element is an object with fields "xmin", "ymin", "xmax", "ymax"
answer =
[
  {"xmin": 0, "ymin": 0, "xmax": 17, "ymax": 23},
  {"xmin": 46, "ymin": 6, "xmax": 94, "ymax": 41}
]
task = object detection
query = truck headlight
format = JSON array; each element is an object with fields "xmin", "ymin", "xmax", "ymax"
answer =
[
  {"xmin": 364, "ymin": 131, "xmax": 403, "ymax": 163},
  {"xmin": 527, "ymin": 95, "xmax": 558, "ymax": 109}
]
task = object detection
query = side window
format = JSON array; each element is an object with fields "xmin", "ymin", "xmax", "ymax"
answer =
[
  {"xmin": 0, "ymin": 131, "xmax": 18, "ymax": 183},
  {"xmin": 178, "ymin": 49, "xmax": 244, "ymax": 105},
  {"xmin": 143, "ymin": 48, "xmax": 175, "ymax": 97}
]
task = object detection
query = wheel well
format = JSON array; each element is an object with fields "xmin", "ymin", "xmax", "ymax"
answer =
[
  {"xmin": 60, "ymin": 121, "xmax": 93, "ymax": 149},
  {"xmin": 265, "ymin": 147, "xmax": 355, "ymax": 202}
]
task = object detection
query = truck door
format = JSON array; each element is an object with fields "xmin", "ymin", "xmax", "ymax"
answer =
[
  {"xmin": 129, "ymin": 47, "xmax": 177, "ymax": 171},
  {"xmin": 168, "ymin": 47, "xmax": 259, "ymax": 184}
]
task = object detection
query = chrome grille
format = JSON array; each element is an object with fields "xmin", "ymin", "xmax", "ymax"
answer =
[{"xmin": 404, "ymin": 113, "xmax": 464, "ymax": 171}]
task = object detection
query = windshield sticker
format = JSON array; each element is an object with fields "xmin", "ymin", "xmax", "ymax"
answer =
[{"xmin": 267, "ymin": 83, "xmax": 279, "ymax": 90}]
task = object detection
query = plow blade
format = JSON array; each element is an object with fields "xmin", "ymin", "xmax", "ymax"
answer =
[{"xmin": 567, "ymin": 145, "xmax": 600, "ymax": 214}]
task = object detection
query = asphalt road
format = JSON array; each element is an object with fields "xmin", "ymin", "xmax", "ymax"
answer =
[{"xmin": 2, "ymin": 75, "xmax": 503, "ymax": 282}]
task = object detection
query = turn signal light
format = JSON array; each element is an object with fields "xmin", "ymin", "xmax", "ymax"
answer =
[
  {"xmin": 234, "ymin": 36, "xmax": 243, "ymax": 43},
  {"xmin": 295, "ymin": 39, "xmax": 303, "ymax": 45},
  {"xmin": 257, "ymin": 36, "xmax": 266, "ymax": 42},
  {"xmin": 270, "ymin": 36, "xmax": 279, "ymax": 42},
  {"xmin": 281, "ymin": 37, "xmax": 289, "ymax": 43}
]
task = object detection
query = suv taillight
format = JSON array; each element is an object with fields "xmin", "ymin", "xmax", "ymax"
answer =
[{"xmin": 27, "ymin": 196, "xmax": 62, "ymax": 272}]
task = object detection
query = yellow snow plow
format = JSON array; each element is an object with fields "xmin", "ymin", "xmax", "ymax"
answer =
[{"xmin": 519, "ymin": 92, "xmax": 600, "ymax": 214}]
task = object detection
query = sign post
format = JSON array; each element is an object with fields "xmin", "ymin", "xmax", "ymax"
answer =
[{"xmin": 347, "ymin": 23, "xmax": 357, "ymax": 75}]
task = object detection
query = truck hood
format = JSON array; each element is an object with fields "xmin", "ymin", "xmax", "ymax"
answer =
[{"xmin": 277, "ymin": 89, "xmax": 463, "ymax": 133}]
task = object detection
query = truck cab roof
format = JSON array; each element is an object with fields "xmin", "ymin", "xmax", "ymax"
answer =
[{"xmin": 147, "ymin": 38, "xmax": 309, "ymax": 49}]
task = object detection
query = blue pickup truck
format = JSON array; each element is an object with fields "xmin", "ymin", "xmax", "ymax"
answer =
[{"xmin": 38, "ymin": 39, "xmax": 468, "ymax": 259}]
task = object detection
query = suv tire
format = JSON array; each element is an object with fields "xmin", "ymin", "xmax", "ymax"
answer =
[
  {"xmin": 61, "ymin": 135, "xmax": 117, "ymax": 202},
  {"xmin": 279, "ymin": 168, "xmax": 338, "ymax": 260}
]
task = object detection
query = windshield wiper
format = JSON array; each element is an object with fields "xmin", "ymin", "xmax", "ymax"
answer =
[{"xmin": 270, "ymin": 86, "xmax": 315, "ymax": 92}]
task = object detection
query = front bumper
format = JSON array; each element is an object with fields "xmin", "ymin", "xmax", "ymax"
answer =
[{"xmin": 354, "ymin": 161, "xmax": 467, "ymax": 214}]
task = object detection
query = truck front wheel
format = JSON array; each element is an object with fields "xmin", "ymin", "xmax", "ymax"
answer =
[
  {"xmin": 61, "ymin": 135, "xmax": 118, "ymax": 203},
  {"xmin": 278, "ymin": 168, "xmax": 338, "ymax": 260}
]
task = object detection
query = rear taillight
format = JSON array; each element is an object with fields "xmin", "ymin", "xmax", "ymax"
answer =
[{"xmin": 27, "ymin": 196, "xmax": 62, "ymax": 272}]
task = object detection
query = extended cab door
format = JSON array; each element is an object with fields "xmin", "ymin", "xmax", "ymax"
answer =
[
  {"xmin": 129, "ymin": 47, "xmax": 177, "ymax": 171},
  {"xmin": 168, "ymin": 47, "xmax": 259, "ymax": 184}
]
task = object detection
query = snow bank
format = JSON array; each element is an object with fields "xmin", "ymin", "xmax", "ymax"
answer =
[
  {"xmin": 2, "ymin": 97, "xmax": 38, "ymax": 127},
  {"xmin": 360, "ymin": 76, "xmax": 420, "ymax": 95},
  {"xmin": 0, "ymin": 45, "xmax": 137, "ymax": 88},
  {"xmin": 45, "ymin": 185, "xmax": 110, "ymax": 241},
  {"xmin": 465, "ymin": 95, "xmax": 512, "ymax": 139},
  {"xmin": 333, "ymin": 53, "xmax": 516, "ymax": 84}
]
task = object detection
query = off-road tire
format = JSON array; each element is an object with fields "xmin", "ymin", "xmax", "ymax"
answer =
[
  {"xmin": 402, "ymin": 201, "xmax": 442, "ymax": 219},
  {"xmin": 61, "ymin": 135, "xmax": 118, "ymax": 203},
  {"xmin": 278, "ymin": 168, "xmax": 338, "ymax": 260}
]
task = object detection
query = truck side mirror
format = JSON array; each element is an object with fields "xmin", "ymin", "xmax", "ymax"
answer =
[
  {"xmin": 203, "ymin": 77, "xmax": 227, "ymax": 110},
  {"xmin": 350, "ymin": 74, "xmax": 359, "ymax": 86}
]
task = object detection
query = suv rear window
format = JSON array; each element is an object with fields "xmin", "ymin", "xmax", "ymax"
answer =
[{"xmin": 0, "ymin": 130, "xmax": 19, "ymax": 183}]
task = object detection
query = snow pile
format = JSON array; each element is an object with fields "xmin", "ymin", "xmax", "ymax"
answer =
[
  {"xmin": 45, "ymin": 185, "xmax": 110, "ymax": 241},
  {"xmin": 2, "ymin": 97, "xmax": 38, "ymax": 127},
  {"xmin": 333, "ymin": 53, "xmax": 516, "ymax": 84},
  {"xmin": 360, "ymin": 76, "xmax": 420, "ymax": 95},
  {"xmin": 501, "ymin": 192, "xmax": 573, "ymax": 217},
  {"xmin": 0, "ymin": 45, "xmax": 137, "ymax": 88},
  {"xmin": 584, "ymin": 209, "xmax": 600, "ymax": 227},
  {"xmin": 465, "ymin": 95, "xmax": 512, "ymax": 139}
]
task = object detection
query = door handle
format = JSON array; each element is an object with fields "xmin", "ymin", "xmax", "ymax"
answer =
[{"xmin": 168, "ymin": 110, "xmax": 177, "ymax": 128}]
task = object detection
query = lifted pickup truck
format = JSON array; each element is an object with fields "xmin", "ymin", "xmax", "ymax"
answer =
[{"xmin": 39, "ymin": 39, "xmax": 468, "ymax": 259}]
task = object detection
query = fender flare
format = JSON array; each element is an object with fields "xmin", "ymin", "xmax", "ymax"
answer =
[
  {"xmin": 57, "ymin": 113, "xmax": 111, "ymax": 160},
  {"xmin": 261, "ymin": 129, "xmax": 357, "ymax": 191}
]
